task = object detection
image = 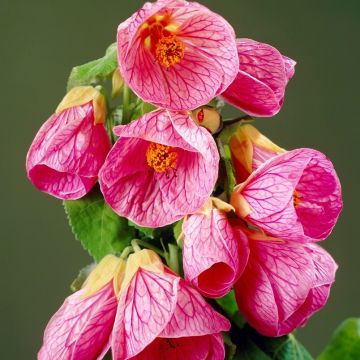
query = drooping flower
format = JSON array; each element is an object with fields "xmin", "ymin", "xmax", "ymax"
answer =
[
  {"xmin": 231, "ymin": 148, "xmax": 343, "ymax": 242},
  {"xmin": 229, "ymin": 124, "xmax": 285, "ymax": 183},
  {"xmin": 117, "ymin": 0, "xmax": 238, "ymax": 111},
  {"xmin": 221, "ymin": 38, "xmax": 296, "ymax": 117},
  {"xmin": 112, "ymin": 249, "xmax": 230, "ymax": 359},
  {"xmin": 234, "ymin": 229, "xmax": 337, "ymax": 337},
  {"xmin": 182, "ymin": 198, "xmax": 249, "ymax": 298},
  {"xmin": 99, "ymin": 109, "xmax": 219, "ymax": 227},
  {"xmin": 38, "ymin": 255, "xmax": 126, "ymax": 360},
  {"xmin": 26, "ymin": 86, "xmax": 111, "ymax": 200}
]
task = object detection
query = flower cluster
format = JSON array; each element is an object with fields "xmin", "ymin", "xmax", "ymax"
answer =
[{"xmin": 27, "ymin": 0, "xmax": 343, "ymax": 359}]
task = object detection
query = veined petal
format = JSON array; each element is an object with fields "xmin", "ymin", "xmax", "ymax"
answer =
[
  {"xmin": 117, "ymin": 0, "xmax": 238, "ymax": 110},
  {"xmin": 183, "ymin": 209, "xmax": 247, "ymax": 298},
  {"xmin": 26, "ymin": 103, "xmax": 111, "ymax": 200},
  {"xmin": 235, "ymin": 236, "xmax": 314, "ymax": 337},
  {"xmin": 38, "ymin": 283, "xmax": 116, "ymax": 360},
  {"xmin": 112, "ymin": 269, "xmax": 180, "ymax": 359},
  {"xmin": 100, "ymin": 110, "xmax": 218, "ymax": 227}
]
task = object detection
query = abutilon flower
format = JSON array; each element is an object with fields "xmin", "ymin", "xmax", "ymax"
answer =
[
  {"xmin": 99, "ymin": 109, "xmax": 219, "ymax": 227},
  {"xmin": 229, "ymin": 124, "xmax": 285, "ymax": 183},
  {"xmin": 182, "ymin": 198, "xmax": 249, "ymax": 298},
  {"xmin": 221, "ymin": 38, "xmax": 296, "ymax": 117},
  {"xmin": 234, "ymin": 229, "xmax": 337, "ymax": 337},
  {"xmin": 112, "ymin": 249, "xmax": 230, "ymax": 359},
  {"xmin": 231, "ymin": 148, "xmax": 343, "ymax": 242},
  {"xmin": 117, "ymin": 0, "xmax": 239, "ymax": 110},
  {"xmin": 26, "ymin": 86, "xmax": 111, "ymax": 200},
  {"xmin": 38, "ymin": 255, "xmax": 126, "ymax": 359}
]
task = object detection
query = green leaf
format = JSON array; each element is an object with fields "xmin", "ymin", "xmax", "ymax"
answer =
[
  {"xmin": 318, "ymin": 318, "xmax": 360, "ymax": 360},
  {"xmin": 173, "ymin": 219, "xmax": 183, "ymax": 246},
  {"xmin": 128, "ymin": 220, "xmax": 157, "ymax": 239},
  {"xmin": 67, "ymin": 43, "xmax": 117, "ymax": 91},
  {"xmin": 70, "ymin": 263, "xmax": 95, "ymax": 292},
  {"xmin": 224, "ymin": 332, "xmax": 237, "ymax": 360},
  {"xmin": 233, "ymin": 325, "xmax": 313, "ymax": 360},
  {"xmin": 64, "ymin": 186, "xmax": 135, "ymax": 261},
  {"xmin": 217, "ymin": 290, "xmax": 245, "ymax": 329}
]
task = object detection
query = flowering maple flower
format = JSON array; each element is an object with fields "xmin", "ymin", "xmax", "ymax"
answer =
[
  {"xmin": 221, "ymin": 38, "xmax": 296, "ymax": 117},
  {"xmin": 117, "ymin": 0, "xmax": 238, "ymax": 111},
  {"xmin": 26, "ymin": 86, "xmax": 111, "ymax": 200},
  {"xmin": 231, "ymin": 148, "xmax": 343, "ymax": 242},
  {"xmin": 99, "ymin": 109, "xmax": 219, "ymax": 227},
  {"xmin": 234, "ymin": 228, "xmax": 337, "ymax": 337},
  {"xmin": 38, "ymin": 255, "xmax": 126, "ymax": 360},
  {"xmin": 112, "ymin": 249, "xmax": 230, "ymax": 359},
  {"xmin": 182, "ymin": 197, "xmax": 249, "ymax": 298},
  {"xmin": 229, "ymin": 124, "xmax": 286, "ymax": 183}
]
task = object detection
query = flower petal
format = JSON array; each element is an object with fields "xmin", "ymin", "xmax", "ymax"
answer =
[
  {"xmin": 112, "ymin": 269, "xmax": 180, "ymax": 359},
  {"xmin": 234, "ymin": 237, "xmax": 314, "ymax": 337},
  {"xmin": 183, "ymin": 209, "xmax": 248, "ymax": 298},
  {"xmin": 38, "ymin": 283, "xmax": 116, "ymax": 360},
  {"xmin": 26, "ymin": 103, "xmax": 111, "ymax": 200}
]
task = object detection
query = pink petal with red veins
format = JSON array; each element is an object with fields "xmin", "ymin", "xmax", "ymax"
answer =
[
  {"xmin": 234, "ymin": 239, "xmax": 314, "ymax": 337},
  {"xmin": 252, "ymin": 144, "xmax": 281, "ymax": 171},
  {"xmin": 100, "ymin": 110, "xmax": 218, "ymax": 227},
  {"xmin": 26, "ymin": 103, "xmax": 111, "ymax": 200},
  {"xmin": 221, "ymin": 38, "xmax": 295, "ymax": 117},
  {"xmin": 117, "ymin": 1, "xmax": 238, "ymax": 111},
  {"xmin": 112, "ymin": 269, "xmax": 180, "ymax": 359},
  {"xmin": 207, "ymin": 333, "xmax": 227, "ymax": 360},
  {"xmin": 161, "ymin": 277, "xmax": 230, "ymax": 337},
  {"xmin": 240, "ymin": 148, "xmax": 342, "ymax": 242},
  {"xmin": 183, "ymin": 209, "xmax": 248, "ymax": 298},
  {"xmin": 279, "ymin": 244, "xmax": 337, "ymax": 334},
  {"xmin": 38, "ymin": 283, "xmax": 116, "ymax": 360}
]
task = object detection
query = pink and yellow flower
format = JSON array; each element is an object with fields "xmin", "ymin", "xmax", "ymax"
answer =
[
  {"xmin": 112, "ymin": 249, "xmax": 230, "ymax": 359},
  {"xmin": 229, "ymin": 124, "xmax": 285, "ymax": 183},
  {"xmin": 182, "ymin": 198, "xmax": 249, "ymax": 298},
  {"xmin": 234, "ymin": 229, "xmax": 337, "ymax": 337},
  {"xmin": 38, "ymin": 255, "xmax": 126, "ymax": 359},
  {"xmin": 99, "ymin": 109, "xmax": 219, "ymax": 227},
  {"xmin": 117, "ymin": 0, "xmax": 238, "ymax": 110},
  {"xmin": 231, "ymin": 148, "xmax": 343, "ymax": 242},
  {"xmin": 26, "ymin": 87, "xmax": 111, "ymax": 200},
  {"xmin": 221, "ymin": 39, "xmax": 296, "ymax": 117}
]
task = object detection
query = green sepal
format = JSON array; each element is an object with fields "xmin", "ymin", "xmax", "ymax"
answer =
[
  {"xmin": 70, "ymin": 263, "xmax": 95, "ymax": 292},
  {"xmin": 67, "ymin": 43, "xmax": 117, "ymax": 91}
]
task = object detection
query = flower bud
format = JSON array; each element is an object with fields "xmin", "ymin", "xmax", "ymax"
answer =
[{"xmin": 191, "ymin": 106, "xmax": 222, "ymax": 134}]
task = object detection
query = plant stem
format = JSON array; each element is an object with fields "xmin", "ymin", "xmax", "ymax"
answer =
[
  {"xmin": 136, "ymin": 239, "xmax": 166, "ymax": 258},
  {"xmin": 120, "ymin": 246, "xmax": 133, "ymax": 259},
  {"xmin": 217, "ymin": 138, "xmax": 236, "ymax": 200},
  {"xmin": 122, "ymin": 85, "xmax": 131, "ymax": 124},
  {"xmin": 168, "ymin": 244, "xmax": 180, "ymax": 274},
  {"xmin": 131, "ymin": 239, "xmax": 141, "ymax": 252}
]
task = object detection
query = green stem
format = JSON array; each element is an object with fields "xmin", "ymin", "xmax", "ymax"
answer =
[
  {"xmin": 136, "ymin": 239, "xmax": 166, "ymax": 258},
  {"xmin": 131, "ymin": 239, "xmax": 141, "ymax": 252},
  {"xmin": 217, "ymin": 138, "xmax": 236, "ymax": 200},
  {"xmin": 122, "ymin": 85, "xmax": 132, "ymax": 124},
  {"xmin": 120, "ymin": 246, "xmax": 133, "ymax": 259},
  {"xmin": 167, "ymin": 244, "xmax": 180, "ymax": 274}
]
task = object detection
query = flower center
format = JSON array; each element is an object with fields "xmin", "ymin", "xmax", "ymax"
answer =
[
  {"xmin": 155, "ymin": 35, "xmax": 185, "ymax": 68},
  {"xmin": 293, "ymin": 191, "xmax": 301, "ymax": 207},
  {"xmin": 146, "ymin": 142, "xmax": 178, "ymax": 173}
]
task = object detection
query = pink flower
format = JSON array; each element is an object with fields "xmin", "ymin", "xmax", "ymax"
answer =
[
  {"xmin": 99, "ymin": 109, "xmax": 219, "ymax": 227},
  {"xmin": 26, "ymin": 87, "xmax": 111, "ymax": 200},
  {"xmin": 38, "ymin": 255, "xmax": 126, "ymax": 359},
  {"xmin": 117, "ymin": 0, "xmax": 238, "ymax": 111},
  {"xmin": 221, "ymin": 38, "xmax": 296, "ymax": 117},
  {"xmin": 182, "ymin": 198, "xmax": 249, "ymax": 298},
  {"xmin": 234, "ymin": 229, "xmax": 337, "ymax": 337},
  {"xmin": 112, "ymin": 249, "xmax": 230, "ymax": 359},
  {"xmin": 231, "ymin": 148, "xmax": 343, "ymax": 242}
]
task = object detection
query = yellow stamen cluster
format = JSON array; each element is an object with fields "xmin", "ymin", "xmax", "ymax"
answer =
[
  {"xmin": 155, "ymin": 35, "xmax": 185, "ymax": 68},
  {"xmin": 293, "ymin": 191, "xmax": 301, "ymax": 208},
  {"xmin": 146, "ymin": 142, "xmax": 178, "ymax": 173}
]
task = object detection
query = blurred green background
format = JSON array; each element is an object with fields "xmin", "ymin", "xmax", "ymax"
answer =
[{"xmin": 1, "ymin": 0, "xmax": 359, "ymax": 358}]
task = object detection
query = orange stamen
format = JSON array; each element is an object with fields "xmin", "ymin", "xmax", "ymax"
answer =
[
  {"xmin": 155, "ymin": 35, "xmax": 185, "ymax": 68},
  {"xmin": 146, "ymin": 143, "xmax": 178, "ymax": 173}
]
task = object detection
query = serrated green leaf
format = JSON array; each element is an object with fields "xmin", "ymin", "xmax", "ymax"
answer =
[
  {"xmin": 70, "ymin": 263, "xmax": 95, "ymax": 292},
  {"xmin": 317, "ymin": 318, "xmax": 360, "ymax": 360},
  {"xmin": 67, "ymin": 43, "xmax": 117, "ymax": 91},
  {"xmin": 217, "ymin": 290, "xmax": 245, "ymax": 329},
  {"xmin": 64, "ymin": 186, "xmax": 135, "ymax": 261}
]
